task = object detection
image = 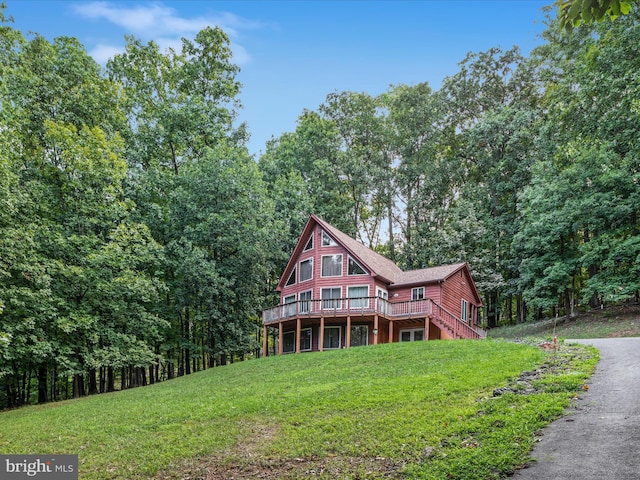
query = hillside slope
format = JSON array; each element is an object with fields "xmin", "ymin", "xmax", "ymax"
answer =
[
  {"xmin": 489, "ymin": 304, "xmax": 640, "ymax": 339},
  {"xmin": 0, "ymin": 340, "xmax": 597, "ymax": 479}
]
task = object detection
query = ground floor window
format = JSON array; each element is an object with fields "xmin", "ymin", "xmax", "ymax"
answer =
[
  {"xmin": 323, "ymin": 326, "xmax": 341, "ymax": 349},
  {"xmin": 282, "ymin": 331, "xmax": 296, "ymax": 353},
  {"xmin": 400, "ymin": 328, "xmax": 424, "ymax": 342},
  {"xmin": 300, "ymin": 328, "xmax": 312, "ymax": 351},
  {"xmin": 350, "ymin": 325, "xmax": 368, "ymax": 347}
]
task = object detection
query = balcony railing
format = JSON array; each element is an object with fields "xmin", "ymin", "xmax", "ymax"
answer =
[{"xmin": 262, "ymin": 297, "xmax": 485, "ymax": 339}]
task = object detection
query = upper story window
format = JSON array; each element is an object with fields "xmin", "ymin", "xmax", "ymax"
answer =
[
  {"xmin": 412, "ymin": 287, "xmax": 425, "ymax": 300},
  {"xmin": 304, "ymin": 235, "xmax": 313, "ymax": 251},
  {"xmin": 299, "ymin": 258, "xmax": 313, "ymax": 282},
  {"xmin": 321, "ymin": 254, "xmax": 343, "ymax": 277},
  {"xmin": 348, "ymin": 256, "xmax": 367, "ymax": 275},
  {"xmin": 285, "ymin": 266, "xmax": 296, "ymax": 286},
  {"xmin": 322, "ymin": 231, "xmax": 337, "ymax": 246}
]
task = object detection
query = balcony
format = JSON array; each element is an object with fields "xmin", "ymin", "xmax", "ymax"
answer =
[{"xmin": 262, "ymin": 297, "xmax": 485, "ymax": 340}]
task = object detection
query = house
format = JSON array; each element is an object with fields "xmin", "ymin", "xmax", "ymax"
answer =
[{"xmin": 262, "ymin": 215, "xmax": 485, "ymax": 355}]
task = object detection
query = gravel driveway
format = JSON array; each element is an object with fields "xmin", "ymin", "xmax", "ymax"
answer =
[{"xmin": 512, "ymin": 337, "xmax": 640, "ymax": 479}]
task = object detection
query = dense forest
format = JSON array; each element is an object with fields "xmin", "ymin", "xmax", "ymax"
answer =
[{"xmin": 1, "ymin": 4, "xmax": 639, "ymax": 408}]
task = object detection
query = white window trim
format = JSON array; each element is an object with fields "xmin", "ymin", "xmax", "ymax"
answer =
[
  {"xmin": 283, "ymin": 295, "xmax": 296, "ymax": 317},
  {"xmin": 299, "ymin": 289, "xmax": 313, "ymax": 314},
  {"xmin": 347, "ymin": 255, "xmax": 368, "ymax": 276},
  {"xmin": 299, "ymin": 257, "xmax": 313, "ymax": 283},
  {"xmin": 285, "ymin": 266, "xmax": 296, "ymax": 286},
  {"xmin": 300, "ymin": 327, "xmax": 312, "ymax": 352},
  {"xmin": 461, "ymin": 299, "xmax": 468, "ymax": 322},
  {"xmin": 347, "ymin": 285, "xmax": 370, "ymax": 309},
  {"xmin": 304, "ymin": 235, "xmax": 313, "ymax": 251},
  {"xmin": 399, "ymin": 328, "xmax": 425, "ymax": 342},
  {"xmin": 321, "ymin": 254, "xmax": 343, "ymax": 278},
  {"xmin": 321, "ymin": 287, "xmax": 342, "ymax": 310},
  {"xmin": 412, "ymin": 287, "xmax": 425, "ymax": 301},
  {"xmin": 323, "ymin": 325, "xmax": 342, "ymax": 350},
  {"xmin": 322, "ymin": 230, "xmax": 337, "ymax": 246}
]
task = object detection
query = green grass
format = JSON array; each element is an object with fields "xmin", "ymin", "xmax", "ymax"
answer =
[
  {"xmin": 488, "ymin": 304, "xmax": 640, "ymax": 340},
  {"xmin": 0, "ymin": 340, "xmax": 598, "ymax": 479}
]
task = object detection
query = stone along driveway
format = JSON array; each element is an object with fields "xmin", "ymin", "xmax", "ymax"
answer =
[{"xmin": 513, "ymin": 338, "xmax": 640, "ymax": 479}]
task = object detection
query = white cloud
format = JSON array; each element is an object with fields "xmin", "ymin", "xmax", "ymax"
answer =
[
  {"xmin": 72, "ymin": 1, "xmax": 260, "ymax": 64},
  {"xmin": 88, "ymin": 43, "xmax": 125, "ymax": 63}
]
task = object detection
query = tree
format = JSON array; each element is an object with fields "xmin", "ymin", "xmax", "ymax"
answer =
[{"xmin": 557, "ymin": 0, "xmax": 633, "ymax": 30}]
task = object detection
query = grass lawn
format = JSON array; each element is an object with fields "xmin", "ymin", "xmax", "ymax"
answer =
[
  {"xmin": 0, "ymin": 340, "xmax": 597, "ymax": 479},
  {"xmin": 488, "ymin": 303, "xmax": 640, "ymax": 340}
]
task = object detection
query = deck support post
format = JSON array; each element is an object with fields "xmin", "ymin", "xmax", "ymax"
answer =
[
  {"xmin": 424, "ymin": 317, "xmax": 429, "ymax": 341},
  {"xmin": 319, "ymin": 316, "xmax": 325, "ymax": 352},
  {"xmin": 373, "ymin": 315, "xmax": 379, "ymax": 345},
  {"xmin": 388, "ymin": 320, "xmax": 394, "ymax": 344},
  {"xmin": 346, "ymin": 315, "xmax": 351, "ymax": 348},
  {"xmin": 263, "ymin": 325, "xmax": 268, "ymax": 357},
  {"xmin": 278, "ymin": 322, "xmax": 283, "ymax": 356},
  {"xmin": 296, "ymin": 317, "xmax": 301, "ymax": 353}
]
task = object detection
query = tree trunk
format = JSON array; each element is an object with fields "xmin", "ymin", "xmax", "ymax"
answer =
[
  {"xmin": 37, "ymin": 366, "xmax": 48, "ymax": 404},
  {"xmin": 88, "ymin": 369, "xmax": 98, "ymax": 395}
]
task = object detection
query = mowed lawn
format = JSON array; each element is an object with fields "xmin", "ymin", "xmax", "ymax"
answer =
[{"xmin": 0, "ymin": 340, "xmax": 597, "ymax": 479}]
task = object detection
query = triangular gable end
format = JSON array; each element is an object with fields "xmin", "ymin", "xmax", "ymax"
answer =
[
  {"xmin": 275, "ymin": 215, "xmax": 402, "ymax": 292},
  {"xmin": 275, "ymin": 216, "xmax": 317, "ymax": 292},
  {"xmin": 445, "ymin": 263, "xmax": 483, "ymax": 307}
]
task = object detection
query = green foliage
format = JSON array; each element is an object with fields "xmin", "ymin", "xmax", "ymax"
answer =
[{"xmin": 557, "ymin": 0, "xmax": 633, "ymax": 30}]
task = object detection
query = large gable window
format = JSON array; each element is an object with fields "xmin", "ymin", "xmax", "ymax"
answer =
[
  {"xmin": 348, "ymin": 256, "xmax": 367, "ymax": 275},
  {"xmin": 299, "ymin": 258, "xmax": 313, "ymax": 282},
  {"xmin": 321, "ymin": 254, "xmax": 342, "ymax": 277},
  {"xmin": 322, "ymin": 231, "xmax": 337, "ymax": 246}
]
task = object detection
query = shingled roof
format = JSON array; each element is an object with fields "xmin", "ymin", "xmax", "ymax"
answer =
[
  {"xmin": 393, "ymin": 263, "xmax": 467, "ymax": 286},
  {"xmin": 314, "ymin": 215, "xmax": 402, "ymax": 283}
]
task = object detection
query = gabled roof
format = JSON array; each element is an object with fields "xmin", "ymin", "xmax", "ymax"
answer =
[
  {"xmin": 316, "ymin": 215, "xmax": 402, "ymax": 284},
  {"xmin": 276, "ymin": 215, "xmax": 483, "ymax": 306}
]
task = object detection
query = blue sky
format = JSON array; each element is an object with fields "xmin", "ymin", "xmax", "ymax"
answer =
[{"xmin": 5, "ymin": 1, "xmax": 552, "ymax": 156}]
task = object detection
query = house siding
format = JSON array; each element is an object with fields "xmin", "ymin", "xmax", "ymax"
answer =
[{"xmin": 279, "ymin": 225, "xmax": 376, "ymax": 305}]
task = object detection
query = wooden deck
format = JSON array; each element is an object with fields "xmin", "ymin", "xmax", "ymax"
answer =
[{"xmin": 262, "ymin": 297, "xmax": 486, "ymax": 342}]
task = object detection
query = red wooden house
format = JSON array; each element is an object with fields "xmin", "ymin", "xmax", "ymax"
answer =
[{"xmin": 262, "ymin": 215, "xmax": 485, "ymax": 355}]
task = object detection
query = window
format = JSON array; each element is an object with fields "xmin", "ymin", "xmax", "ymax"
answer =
[
  {"xmin": 461, "ymin": 299, "xmax": 468, "ymax": 322},
  {"xmin": 321, "ymin": 254, "xmax": 342, "ymax": 277},
  {"xmin": 300, "ymin": 328, "xmax": 312, "ymax": 351},
  {"xmin": 299, "ymin": 290, "xmax": 312, "ymax": 314},
  {"xmin": 400, "ymin": 328, "xmax": 424, "ymax": 342},
  {"xmin": 348, "ymin": 286, "xmax": 369, "ymax": 309},
  {"xmin": 304, "ymin": 235, "xmax": 313, "ymax": 251},
  {"xmin": 323, "ymin": 326, "xmax": 341, "ymax": 349},
  {"xmin": 350, "ymin": 325, "xmax": 368, "ymax": 347},
  {"xmin": 285, "ymin": 267, "xmax": 296, "ymax": 286},
  {"xmin": 282, "ymin": 331, "xmax": 295, "ymax": 353},
  {"xmin": 321, "ymin": 287, "xmax": 342, "ymax": 309},
  {"xmin": 322, "ymin": 231, "xmax": 337, "ymax": 246},
  {"xmin": 283, "ymin": 295, "xmax": 296, "ymax": 317},
  {"xmin": 348, "ymin": 256, "xmax": 367, "ymax": 275},
  {"xmin": 299, "ymin": 258, "xmax": 313, "ymax": 282},
  {"xmin": 412, "ymin": 287, "xmax": 425, "ymax": 300}
]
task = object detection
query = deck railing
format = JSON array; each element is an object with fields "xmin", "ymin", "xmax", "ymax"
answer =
[{"xmin": 262, "ymin": 297, "xmax": 485, "ymax": 339}]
